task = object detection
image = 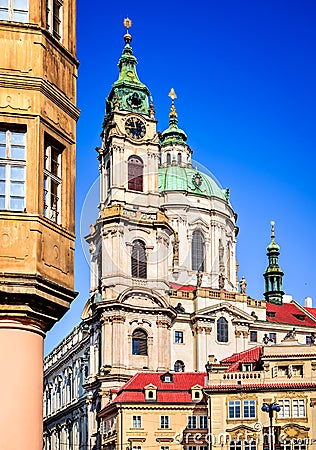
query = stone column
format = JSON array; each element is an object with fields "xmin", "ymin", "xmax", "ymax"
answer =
[
  {"xmin": 157, "ymin": 318, "xmax": 171, "ymax": 370},
  {"xmin": 0, "ymin": 320, "xmax": 45, "ymax": 450},
  {"xmin": 111, "ymin": 315, "xmax": 126, "ymax": 368}
]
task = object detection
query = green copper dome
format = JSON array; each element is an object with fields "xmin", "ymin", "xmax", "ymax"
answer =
[{"xmin": 158, "ymin": 165, "xmax": 228, "ymax": 201}]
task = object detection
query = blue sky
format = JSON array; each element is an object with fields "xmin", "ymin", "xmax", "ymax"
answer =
[{"xmin": 45, "ymin": 0, "xmax": 316, "ymax": 354}]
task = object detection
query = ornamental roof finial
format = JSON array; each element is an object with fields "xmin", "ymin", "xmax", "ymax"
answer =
[
  {"xmin": 123, "ymin": 17, "xmax": 132, "ymax": 44},
  {"xmin": 271, "ymin": 220, "xmax": 275, "ymax": 240},
  {"xmin": 168, "ymin": 88, "xmax": 178, "ymax": 119}
]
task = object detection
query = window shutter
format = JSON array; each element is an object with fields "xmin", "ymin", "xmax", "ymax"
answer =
[
  {"xmin": 131, "ymin": 240, "xmax": 147, "ymax": 279},
  {"xmin": 128, "ymin": 156, "xmax": 143, "ymax": 192},
  {"xmin": 132, "ymin": 329, "xmax": 148, "ymax": 356}
]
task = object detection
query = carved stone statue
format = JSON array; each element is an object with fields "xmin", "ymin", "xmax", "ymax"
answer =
[
  {"xmin": 173, "ymin": 231, "xmax": 179, "ymax": 267},
  {"xmin": 196, "ymin": 271, "xmax": 203, "ymax": 289},
  {"xmin": 239, "ymin": 276, "xmax": 247, "ymax": 294},
  {"xmin": 219, "ymin": 273, "xmax": 225, "ymax": 290},
  {"xmin": 262, "ymin": 333, "xmax": 273, "ymax": 345},
  {"xmin": 309, "ymin": 333, "xmax": 316, "ymax": 345},
  {"xmin": 175, "ymin": 302, "xmax": 185, "ymax": 313},
  {"xmin": 284, "ymin": 327, "xmax": 296, "ymax": 340}
]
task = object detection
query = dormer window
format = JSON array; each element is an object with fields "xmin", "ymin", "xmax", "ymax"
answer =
[
  {"xmin": 144, "ymin": 384, "xmax": 157, "ymax": 401},
  {"xmin": 293, "ymin": 314, "xmax": 305, "ymax": 321},
  {"xmin": 191, "ymin": 384, "xmax": 203, "ymax": 402},
  {"xmin": 161, "ymin": 373, "xmax": 173, "ymax": 383},
  {"xmin": 267, "ymin": 311, "xmax": 276, "ymax": 318}
]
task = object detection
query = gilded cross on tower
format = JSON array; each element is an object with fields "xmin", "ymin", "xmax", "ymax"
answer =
[
  {"xmin": 168, "ymin": 88, "xmax": 178, "ymax": 118},
  {"xmin": 123, "ymin": 17, "xmax": 132, "ymax": 43}
]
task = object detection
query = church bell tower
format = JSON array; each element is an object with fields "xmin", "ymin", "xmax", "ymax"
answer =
[
  {"xmin": 0, "ymin": 1, "xmax": 79, "ymax": 448},
  {"xmin": 88, "ymin": 19, "xmax": 172, "ymax": 301}
]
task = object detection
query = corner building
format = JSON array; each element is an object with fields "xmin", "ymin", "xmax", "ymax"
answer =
[
  {"xmin": 0, "ymin": 0, "xmax": 79, "ymax": 449},
  {"xmin": 44, "ymin": 24, "xmax": 316, "ymax": 449}
]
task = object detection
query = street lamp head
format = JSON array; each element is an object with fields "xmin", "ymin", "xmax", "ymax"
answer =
[
  {"xmin": 261, "ymin": 404, "xmax": 270, "ymax": 412},
  {"xmin": 272, "ymin": 403, "xmax": 281, "ymax": 412}
]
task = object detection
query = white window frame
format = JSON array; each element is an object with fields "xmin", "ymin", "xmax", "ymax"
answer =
[
  {"xmin": 174, "ymin": 330, "xmax": 184, "ymax": 343},
  {"xmin": 160, "ymin": 415, "xmax": 170, "ymax": 429},
  {"xmin": 46, "ymin": 0, "xmax": 63, "ymax": 41},
  {"xmin": 278, "ymin": 399, "xmax": 291, "ymax": 418},
  {"xmin": 278, "ymin": 399, "xmax": 306, "ymax": 419},
  {"xmin": 188, "ymin": 416, "xmax": 197, "ymax": 429},
  {"xmin": 243, "ymin": 400, "xmax": 256, "ymax": 418},
  {"xmin": 44, "ymin": 140, "xmax": 62, "ymax": 224},
  {"xmin": 0, "ymin": 128, "xmax": 26, "ymax": 211},
  {"xmin": 0, "ymin": 0, "xmax": 29, "ymax": 22},
  {"xmin": 199, "ymin": 415, "xmax": 208, "ymax": 429},
  {"xmin": 228, "ymin": 400, "xmax": 241, "ymax": 419},
  {"xmin": 132, "ymin": 415, "xmax": 142, "ymax": 428}
]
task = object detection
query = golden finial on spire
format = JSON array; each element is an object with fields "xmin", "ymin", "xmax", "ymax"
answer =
[
  {"xmin": 168, "ymin": 88, "xmax": 178, "ymax": 118},
  {"xmin": 123, "ymin": 17, "xmax": 132, "ymax": 43},
  {"xmin": 271, "ymin": 220, "xmax": 275, "ymax": 238}
]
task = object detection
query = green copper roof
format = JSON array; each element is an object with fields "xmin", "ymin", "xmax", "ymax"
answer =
[
  {"xmin": 106, "ymin": 30, "xmax": 150, "ymax": 115},
  {"xmin": 158, "ymin": 165, "xmax": 228, "ymax": 201}
]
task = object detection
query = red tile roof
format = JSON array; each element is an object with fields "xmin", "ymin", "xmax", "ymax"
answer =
[
  {"xmin": 170, "ymin": 282, "xmax": 196, "ymax": 291},
  {"xmin": 120, "ymin": 371, "xmax": 207, "ymax": 391},
  {"xmin": 205, "ymin": 382, "xmax": 316, "ymax": 392},
  {"xmin": 221, "ymin": 346, "xmax": 263, "ymax": 371},
  {"xmin": 305, "ymin": 307, "xmax": 316, "ymax": 319},
  {"xmin": 104, "ymin": 372, "xmax": 207, "ymax": 408},
  {"xmin": 266, "ymin": 302, "xmax": 316, "ymax": 326}
]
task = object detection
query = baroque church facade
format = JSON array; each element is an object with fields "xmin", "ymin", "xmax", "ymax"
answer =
[{"xmin": 43, "ymin": 22, "xmax": 316, "ymax": 450}]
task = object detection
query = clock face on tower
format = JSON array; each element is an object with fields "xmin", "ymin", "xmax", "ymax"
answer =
[{"xmin": 125, "ymin": 116, "xmax": 146, "ymax": 139}]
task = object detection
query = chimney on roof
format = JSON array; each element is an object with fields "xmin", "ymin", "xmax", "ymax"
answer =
[{"xmin": 305, "ymin": 297, "xmax": 313, "ymax": 308}]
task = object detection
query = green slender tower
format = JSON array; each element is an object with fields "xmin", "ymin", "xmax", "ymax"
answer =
[{"xmin": 264, "ymin": 221, "xmax": 284, "ymax": 305}]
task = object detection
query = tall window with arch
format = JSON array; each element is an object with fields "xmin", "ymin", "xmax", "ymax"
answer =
[
  {"xmin": 131, "ymin": 240, "xmax": 147, "ymax": 279},
  {"xmin": 128, "ymin": 155, "xmax": 143, "ymax": 191},
  {"xmin": 166, "ymin": 152, "xmax": 171, "ymax": 166},
  {"xmin": 192, "ymin": 231, "xmax": 205, "ymax": 272},
  {"xmin": 217, "ymin": 317, "xmax": 228, "ymax": 343},
  {"xmin": 132, "ymin": 328, "xmax": 148, "ymax": 355},
  {"xmin": 177, "ymin": 152, "xmax": 182, "ymax": 165}
]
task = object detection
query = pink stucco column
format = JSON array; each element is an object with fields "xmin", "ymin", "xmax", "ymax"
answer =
[{"xmin": 0, "ymin": 320, "xmax": 45, "ymax": 450}]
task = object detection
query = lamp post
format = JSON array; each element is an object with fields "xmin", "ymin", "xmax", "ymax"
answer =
[{"xmin": 261, "ymin": 403, "xmax": 280, "ymax": 450}]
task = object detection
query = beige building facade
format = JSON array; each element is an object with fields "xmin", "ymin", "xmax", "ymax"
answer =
[
  {"xmin": 44, "ymin": 21, "xmax": 316, "ymax": 450},
  {"xmin": 0, "ymin": 0, "xmax": 79, "ymax": 448}
]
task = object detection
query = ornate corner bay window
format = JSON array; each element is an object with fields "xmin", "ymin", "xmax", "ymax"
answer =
[
  {"xmin": 0, "ymin": 128, "xmax": 26, "ymax": 211},
  {"xmin": 0, "ymin": 0, "xmax": 28, "ymax": 22},
  {"xmin": 44, "ymin": 138, "xmax": 62, "ymax": 223}
]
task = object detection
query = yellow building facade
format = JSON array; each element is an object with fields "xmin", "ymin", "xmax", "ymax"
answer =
[
  {"xmin": 205, "ymin": 339, "xmax": 316, "ymax": 450},
  {"xmin": 0, "ymin": 0, "xmax": 79, "ymax": 448}
]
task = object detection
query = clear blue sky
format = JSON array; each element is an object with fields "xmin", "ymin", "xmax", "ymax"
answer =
[{"xmin": 45, "ymin": 0, "xmax": 316, "ymax": 354}]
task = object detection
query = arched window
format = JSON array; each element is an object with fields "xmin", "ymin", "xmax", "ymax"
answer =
[
  {"xmin": 192, "ymin": 231, "xmax": 205, "ymax": 272},
  {"xmin": 132, "ymin": 328, "xmax": 148, "ymax": 355},
  {"xmin": 217, "ymin": 317, "xmax": 228, "ymax": 343},
  {"xmin": 148, "ymin": 391, "xmax": 154, "ymax": 399},
  {"xmin": 131, "ymin": 240, "xmax": 147, "ymax": 279},
  {"xmin": 128, "ymin": 155, "xmax": 143, "ymax": 191},
  {"xmin": 166, "ymin": 153, "xmax": 171, "ymax": 165},
  {"xmin": 177, "ymin": 152, "xmax": 182, "ymax": 165},
  {"xmin": 174, "ymin": 360, "xmax": 185, "ymax": 372}
]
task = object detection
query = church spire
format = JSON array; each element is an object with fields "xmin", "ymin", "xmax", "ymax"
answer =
[
  {"xmin": 263, "ymin": 221, "xmax": 284, "ymax": 305},
  {"xmin": 105, "ymin": 18, "xmax": 151, "ymax": 115},
  {"xmin": 160, "ymin": 88, "xmax": 187, "ymax": 147}
]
